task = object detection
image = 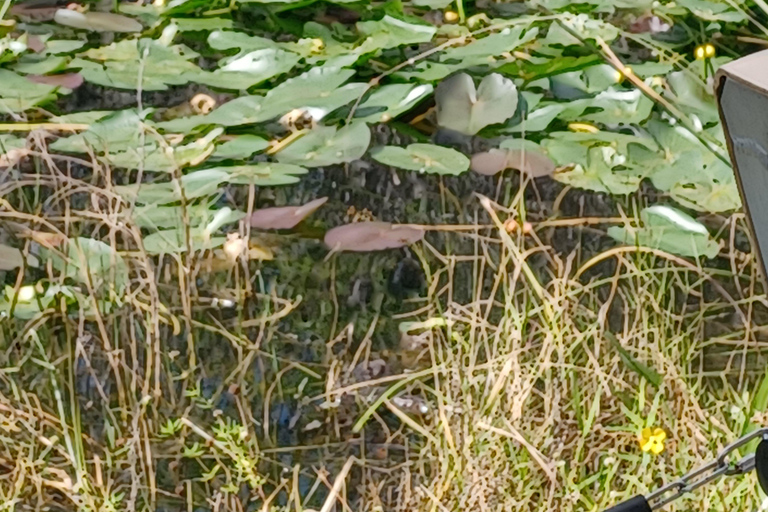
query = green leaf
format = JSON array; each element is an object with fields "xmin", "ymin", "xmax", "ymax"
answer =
[
  {"xmin": 48, "ymin": 237, "xmax": 129, "ymax": 296},
  {"xmin": 398, "ymin": 26, "xmax": 538, "ymax": 81},
  {"xmin": 72, "ymin": 39, "xmax": 201, "ymax": 91},
  {"xmin": 356, "ymin": 15, "xmax": 437, "ymax": 51},
  {"xmin": 157, "ymin": 66, "xmax": 365, "ymax": 131},
  {"xmin": 558, "ymin": 88, "xmax": 654, "ymax": 125},
  {"xmin": 0, "ymin": 69, "xmax": 58, "ymax": 112},
  {"xmin": 607, "ymin": 205, "xmax": 720, "ymax": 258},
  {"xmin": 211, "ymin": 135, "xmax": 270, "ymax": 159},
  {"xmin": 504, "ymin": 103, "xmax": 566, "ymax": 133},
  {"xmin": 371, "ymin": 143, "xmax": 469, "ymax": 175},
  {"xmin": 175, "ymin": 17, "xmax": 234, "ymax": 31},
  {"xmin": 132, "ymin": 204, "xmax": 245, "ymax": 230},
  {"xmin": 208, "ymin": 163, "xmax": 309, "ymax": 185},
  {"xmin": 189, "ymin": 48, "xmax": 301, "ymax": 90},
  {"xmin": 665, "ymin": 71, "xmax": 719, "ymax": 124},
  {"xmin": 553, "ymin": 146, "xmax": 645, "ymax": 195},
  {"xmin": 276, "ymin": 123, "xmax": 370, "ymax": 167},
  {"xmin": 436, "ymin": 73, "xmax": 518, "ymax": 135},
  {"xmin": 606, "ymin": 332, "xmax": 663, "ymax": 387},
  {"xmin": 115, "ymin": 169, "xmax": 229, "ymax": 204},
  {"xmin": 354, "ymin": 83, "xmax": 433, "ymax": 123},
  {"xmin": 142, "ymin": 227, "xmax": 226, "ymax": 255},
  {"xmin": 675, "ymin": 0, "xmax": 747, "ymax": 22}
]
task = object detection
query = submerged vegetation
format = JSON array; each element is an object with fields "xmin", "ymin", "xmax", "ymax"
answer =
[{"xmin": 2, "ymin": 0, "xmax": 768, "ymax": 510}]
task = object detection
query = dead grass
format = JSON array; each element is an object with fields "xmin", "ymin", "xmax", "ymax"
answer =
[{"xmin": 1, "ymin": 114, "xmax": 768, "ymax": 512}]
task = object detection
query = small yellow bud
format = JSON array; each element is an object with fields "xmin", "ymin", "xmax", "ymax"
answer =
[
  {"xmin": 695, "ymin": 45, "xmax": 706, "ymax": 60},
  {"xmin": 444, "ymin": 10, "xmax": 459, "ymax": 23},
  {"xmin": 704, "ymin": 43, "xmax": 715, "ymax": 58},
  {"xmin": 568, "ymin": 122, "xmax": 600, "ymax": 134}
]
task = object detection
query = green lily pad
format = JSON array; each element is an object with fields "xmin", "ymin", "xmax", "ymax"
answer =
[
  {"xmin": 207, "ymin": 163, "xmax": 309, "ymax": 185},
  {"xmin": 47, "ymin": 237, "xmax": 129, "ymax": 296},
  {"xmin": 175, "ymin": 17, "xmax": 234, "ymax": 31},
  {"xmin": 608, "ymin": 205, "xmax": 720, "ymax": 258},
  {"xmin": 51, "ymin": 110, "xmax": 218, "ymax": 171},
  {"xmin": 142, "ymin": 227, "xmax": 226, "ymax": 255},
  {"xmin": 371, "ymin": 144, "xmax": 469, "ymax": 175},
  {"xmin": 211, "ymin": 135, "xmax": 270, "ymax": 160},
  {"xmin": 116, "ymin": 168, "xmax": 229, "ymax": 204},
  {"xmin": 0, "ymin": 69, "xmax": 58, "ymax": 112},
  {"xmin": 665, "ymin": 71, "xmax": 719, "ymax": 124},
  {"xmin": 132, "ymin": 204, "xmax": 245, "ymax": 230},
  {"xmin": 158, "ymin": 66, "xmax": 366, "ymax": 131},
  {"xmin": 189, "ymin": 48, "xmax": 301, "ymax": 90},
  {"xmin": 72, "ymin": 39, "xmax": 201, "ymax": 91},
  {"xmin": 553, "ymin": 146, "xmax": 645, "ymax": 195},
  {"xmin": 558, "ymin": 88, "xmax": 655, "ymax": 125},
  {"xmin": 356, "ymin": 15, "xmax": 437, "ymax": 52},
  {"xmin": 276, "ymin": 123, "xmax": 370, "ymax": 167},
  {"xmin": 399, "ymin": 26, "xmax": 538, "ymax": 81},
  {"xmin": 436, "ymin": 73, "xmax": 518, "ymax": 135},
  {"xmin": 355, "ymin": 83, "xmax": 433, "ymax": 123}
]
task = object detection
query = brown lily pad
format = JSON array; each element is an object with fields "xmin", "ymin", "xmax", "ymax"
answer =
[
  {"xmin": 471, "ymin": 147, "xmax": 555, "ymax": 178},
  {"xmin": 324, "ymin": 222, "xmax": 424, "ymax": 252},
  {"xmin": 27, "ymin": 73, "xmax": 84, "ymax": 89},
  {"xmin": 249, "ymin": 197, "xmax": 328, "ymax": 230},
  {"xmin": 53, "ymin": 9, "xmax": 143, "ymax": 33}
]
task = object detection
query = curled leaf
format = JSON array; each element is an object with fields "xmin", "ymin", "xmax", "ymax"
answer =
[
  {"xmin": 325, "ymin": 222, "xmax": 424, "ymax": 252},
  {"xmin": 53, "ymin": 9, "xmax": 143, "ymax": 33},
  {"xmin": 249, "ymin": 197, "xmax": 328, "ymax": 230}
]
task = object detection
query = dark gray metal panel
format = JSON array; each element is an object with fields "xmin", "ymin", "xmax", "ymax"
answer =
[{"xmin": 719, "ymin": 77, "xmax": 768, "ymax": 279}]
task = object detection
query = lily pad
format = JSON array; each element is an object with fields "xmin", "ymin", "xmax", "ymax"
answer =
[
  {"xmin": 276, "ymin": 123, "xmax": 370, "ymax": 168},
  {"xmin": 355, "ymin": 84, "xmax": 433, "ymax": 124},
  {"xmin": 325, "ymin": 222, "xmax": 425, "ymax": 252},
  {"xmin": 249, "ymin": 197, "xmax": 328, "ymax": 230},
  {"xmin": 190, "ymin": 48, "xmax": 301, "ymax": 90},
  {"xmin": 116, "ymin": 169, "xmax": 229, "ymax": 204},
  {"xmin": 371, "ymin": 144, "xmax": 469, "ymax": 175},
  {"xmin": 209, "ymin": 163, "xmax": 309, "ymax": 186},
  {"xmin": 608, "ymin": 205, "xmax": 720, "ymax": 258},
  {"xmin": 436, "ymin": 73, "xmax": 518, "ymax": 135},
  {"xmin": 132, "ymin": 204, "xmax": 245, "ymax": 230},
  {"xmin": 553, "ymin": 146, "xmax": 646, "ymax": 195},
  {"xmin": 211, "ymin": 135, "xmax": 270, "ymax": 160},
  {"xmin": 158, "ymin": 66, "xmax": 366, "ymax": 131},
  {"xmin": 0, "ymin": 69, "xmax": 58, "ymax": 112},
  {"xmin": 356, "ymin": 15, "xmax": 437, "ymax": 52},
  {"xmin": 71, "ymin": 39, "xmax": 201, "ymax": 91},
  {"xmin": 47, "ymin": 237, "xmax": 129, "ymax": 295},
  {"xmin": 472, "ymin": 140, "xmax": 555, "ymax": 177},
  {"xmin": 142, "ymin": 227, "xmax": 226, "ymax": 255},
  {"xmin": 53, "ymin": 9, "xmax": 143, "ymax": 33}
]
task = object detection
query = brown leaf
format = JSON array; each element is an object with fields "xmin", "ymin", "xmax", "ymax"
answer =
[
  {"xmin": 324, "ymin": 222, "xmax": 424, "ymax": 252},
  {"xmin": 506, "ymin": 149, "xmax": 555, "ymax": 178},
  {"xmin": 249, "ymin": 197, "xmax": 328, "ymax": 230},
  {"xmin": 470, "ymin": 148, "xmax": 555, "ymax": 178},
  {"xmin": 53, "ymin": 9, "xmax": 143, "ymax": 33},
  {"xmin": 27, "ymin": 73, "xmax": 84, "ymax": 89},
  {"xmin": 470, "ymin": 149, "xmax": 509, "ymax": 176}
]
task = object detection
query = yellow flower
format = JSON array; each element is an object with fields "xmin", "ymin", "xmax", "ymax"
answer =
[
  {"xmin": 614, "ymin": 66, "xmax": 633, "ymax": 83},
  {"xmin": 695, "ymin": 43, "xmax": 715, "ymax": 60},
  {"xmin": 568, "ymin": 122, "xmax": 599, "ymax": 133},
  {"xmin": 639, "ymin": 427, "xmax": 666, "ymax": 455},
  {"xmin": 444, "ymin": 10, "xmax": 459, "ymax": 22}
]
